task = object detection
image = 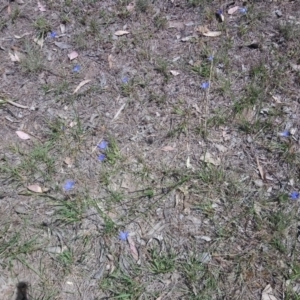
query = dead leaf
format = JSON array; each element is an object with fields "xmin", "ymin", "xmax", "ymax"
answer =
[
  {"xmin": 290, "ymin": 63, "xmax": 300, "ymax": 72},
  {"xmin": 196, "ymin": 25, "xmax": 221, "ymax": 37},
  {"xmin": 69, "ymin": 121, "xmax": 77, "ymax": 128},
  {"xmin": 200, "ymin": 152, "xmax": 220, "ymax": 166},
  {"xmin": 181, "ymin": 36, "xmax": 193, "ymax": 42},
  {"xmin": 271, "ymin": 94, "xmax": 282, "ymax": 104},
  {"xmin": 47, "ymin": 246, "xmax": 67, "ymax": 254},
  {"xmin": 7, "ymin": 4, "xmax": 11, "ymax": 15},
  {"xmin": 16, "ymin": 131, "xmax": 30, "ymax": 140},
  {"xmin": 6, "ymin": 100, "xmax": 28, "ymax": 109},
  {"xmin": 222, "ymin": 129, "xmax": 231, "ymax": 141},
  {"xmin": 68, "ymin": 51, "xmax": 78, "ymax": 60},
  {"xmin": 73, "ymin": 79, "xmax": 91, "ymax": 94},
  {"xmin": 28, "ymin": 184, "xmax": 43, "ymax": 193},
  {"xmin": 203, "ymin": 31, "xmax": 222, "ymax": 37},
  {"xmin": 216, "ymin": 12, "xmax": 225, "ymax": 22},
  {"xmin": 215, "ymin": 144, "xmax": 227, "ymax": 153},
  {"xmin": 34, "ymin": 36, "xmax": 44, "ymax": 48},
  {"xmin": 64, "ymin": 157, "xmax": 73, "ymax": 166},
  {"xmin": 261, "ymin": 284, "xmax": 278, "ymax": 300},
  {"xmin": 161, "ymin": 146, "xmax": 175, "ymax": 151},
  {"xmin": 112, "ymin": 103, "xmax": 126, "ymax": 121},
  {"xmin": 54, "ymin": 41, "xmax": 72, "ymax": 49},
  {"xmin": 14, "ymin": 32, "xmax": 31, "ymax": 39},
  {"xmin": 114, "ymin": 30, "xmax": 129, "ymax": 36},
  {"xmin": 196, "ymin": 25, "xmax": 209, "ymax": 34},
  {"xmin": 199, "ymin": 236, "xmax": 211, "ymax": 242},
  {"xmin": 126, "ymin": 2, "xmax": 135, "ymax": 12},
  {"xmin": 192, "ymin": 103, "xmax": 201, "ymax": 113},
  {"xmin": 37, "ymin": 1, "xmax": 46, "ymax": 12},
  {"xmin": 60, "ymin": 24, "xmax": 66, "ymax": 34},
  {"xmin": 16, "ymin": 0, "xmax": 25, "ymax": 4},
  {"xmin": 186, "ymin": 156, "xmax": 193, "ymax": 169},
  {"xmin": 228, "ymin": 6, "xmax": 240, "ymax": 15},
  {"xmin": 9, "ymin": 52, "xmax": 20, "ymax": 62},
  {"xmin": 290, "ymin": 128, "xmax": 297, "ymax": 135},
  {"xmin": 127, "ymin": 236, "xmax": 139, "ymax": 261},
  {"xmin": 108, "ymin": 54, "xmax": 114, "ymax": 69},
  {"xmin": 168, "ymin": 21, "xmax": 184, "ymax": 29},
  {"xmin": 256, "ymin": 157, "xmax": 266, "ymax": 180},
  {"xmin": 253, "ymin": 201, "xmax": 262, "ymax": 218},
  {"xmin": 170, "ymin": 70, "xmax": 180, "ymax": 76}
]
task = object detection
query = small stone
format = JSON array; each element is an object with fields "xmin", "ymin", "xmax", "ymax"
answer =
[
  {"xmin": 254, "ymin": 179, "xmax": 264, "ymax": 187},
  {"xmin": 199, "ymin": 236, "xmax": 212, "ymax": 242},
  {"xmin": 275, "ymin": 10, "xmax": 282, "ymax": 18},
  {"xmin": 200, "ymin": 252, "xmax": 212, "ymax": 264},
  {"xmin": 14, "ymin": 205, "xmax": 27, "ymax": 214}
]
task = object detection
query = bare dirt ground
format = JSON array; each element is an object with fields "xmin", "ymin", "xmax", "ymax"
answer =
[{"xmin": 1, "ymin": 0, "xmax": 300, "ymax": 299}]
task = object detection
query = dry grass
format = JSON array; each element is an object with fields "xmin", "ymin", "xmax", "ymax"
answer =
[{"xmin": 1, "ymin": 1, "xmax": 300, "ymax": 299}]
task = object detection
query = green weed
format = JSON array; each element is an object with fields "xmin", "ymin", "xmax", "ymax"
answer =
[
  {"xmin": 148, "ymin": 248, "xmax": 176, "ymax": 274},
  {"xmin": 34, "ymin": 17, "xmax": 51, "ymax": 36}
]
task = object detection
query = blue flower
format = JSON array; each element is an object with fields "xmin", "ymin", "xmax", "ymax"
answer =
[
  {"xmin": 119, "ymin": 231, "xmax": 129, "ymax": 241},
  {"xmin": 201, "ymin": 82, "xmax": 210, "ymax": 90},
  {"xmin": 279, "ymin": 130, "xmax": 290, "ymax": 137},
  {"xmin": 290, "ymin": 192, "xmax": 299, "ymax": 200},
  {"xmin": 98, "ymin": 140, "xmax": 108, "ymax": 150},
  {"xmin": 239, "ymin": 7, "xmax": 247, "ymax": 14},
  {"xmin": 217, "ymin": 9, "xmax": 223, "ymax": 15},
  {"xmin": 73, "ymin": 65, "xmax": 81, "ymax": 72},
  {"xmin": 50, "ymin": 31, "xmax": 57, "ymax": 38},
  {"xmin": 208, "ymin": 56, "xmax": 214, "ymax": 61},
  {"xmin": 122, "ymin": 77, "xmax": 129, "ymax": 84},
  {"xmin": 64, "ymin": 180, "xmax": 75, "ymax": 191},
  {"xmin": 98, "ymin": 154, "xmax": 106, "ymax": 162}
]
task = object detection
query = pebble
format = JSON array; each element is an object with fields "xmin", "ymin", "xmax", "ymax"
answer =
[
  {"xmin": 275, "ymin": 10, "xmax": 282, "ymax": 18},
  {"xmin": 254, "ymin": 179, "xmax": 264, "ymax": 187}
]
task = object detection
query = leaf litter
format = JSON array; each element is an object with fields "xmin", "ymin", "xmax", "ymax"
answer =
[
  {"xmin": 54, "ymin": 41, "xmax": 72, "ymax": 49},
  {"xmin": 68, "ymin": 51, "xmax": 78, "ymax": 60},
  {"xmin": 127, "ymin": 235, "xmax": 139, "ymax": 262},
  {"xmin": 114, "ymin": 30, "xmax": 130, "ymax": 36},
  {"xmin": 2, "ymin": 1, "xmax": 300, "ymax": 299},
  {"xmin": 37, "ymin": 1, "xmax": 46, "ymax": 12},
  {"xmin": 73, "ymin": 79, "xmax": 91, "ymax": 94},
  {"xmin": 16, "ymin": 131, "xmax": 30, "ymax": 140},
  {"xmin": 27, "ymin": 184, "xmax": 43, "ymax": 193},
  {"xmin": 261, "ymin": 284, "xmax": 278, "ymax": 300},
  {"xmin": 196, "ymin": 25, "xmax": 222, "ymax": 37},
  {"xmin": 228, "ymin": 6, "xmax": 240, "ymax": 15}
]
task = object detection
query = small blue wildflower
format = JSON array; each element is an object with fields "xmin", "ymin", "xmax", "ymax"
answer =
[
  {"xmin": 64, "ymin": 180, "xmax": 75, "ymax": 191},
  {"xmin": 201, "ymin": 82, "xmax": 210, "ymax": 90},
  {"xmin": 239, "ymin": 7, "xmax": 247, "ymax": 14},
  {"xmin": 279, "ymin": 130, "xmax": 290, "ymax": 137},
  {"xmin": 98, "ymin": 154, "xmax": 106, "ymax": 162},
  {"xmin": 119, "ymin": 231, "xmax": 129, "ymax": 241},
  {"xmin": 122, "ymin": 77, "xmax": 129, "ymax": 84},
  {"xmin": 98, "ymin": 140, "xmax": 108, "ymax": 150},
  {"xmin": 208, "ymin": 55, "xmax": 214, "ymax": 61},
  {"xmin": 50, "ymin": 31, "xmax": 57, "ymax": 38},
  {"xmin": 217, "ymin": 9, "xmax": 223, "ymax": 15},
  {"xmin": 290, "ymin": 192, "xmax": 299, "ymax": 200},
  {"xmin": 73, "ymin": 65, "xmax": 81, "ymax": 72}
]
